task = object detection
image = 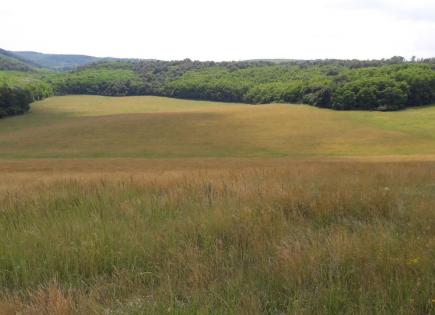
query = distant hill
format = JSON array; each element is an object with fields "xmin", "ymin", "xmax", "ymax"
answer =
[
  {"xmin": 0, "ymin": 48, "xmax": 141, "ymax": 71},
  {"xmin": 0, "ymin": 48, "xmax": 37, "ymax": 71},
  {"xmin": 12, "ymin": 51, "xmax": 102, "ymax": 71}
]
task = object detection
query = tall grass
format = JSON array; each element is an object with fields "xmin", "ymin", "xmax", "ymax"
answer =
[{"xmin": 0, "ymin": 161, "xmax": 434, "ymax": 314}]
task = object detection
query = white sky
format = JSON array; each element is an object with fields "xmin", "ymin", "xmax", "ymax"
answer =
[{"xmin": 1, "ymin": 0, "xmax": 435, "ymax": 61}]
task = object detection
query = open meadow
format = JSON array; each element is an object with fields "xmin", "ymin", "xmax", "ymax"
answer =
[
  {"xmin": 0, "ymin": 96, "xmax": 434, "ymax": 314},
  {"xmin": 2, "ymin": 95, "xmax": 435, "ymax": 159}
]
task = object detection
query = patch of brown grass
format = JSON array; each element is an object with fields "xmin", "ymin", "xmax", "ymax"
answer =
[{"xmin": 0, "ymin": 281, "xmax": 75, "ymax": 315}]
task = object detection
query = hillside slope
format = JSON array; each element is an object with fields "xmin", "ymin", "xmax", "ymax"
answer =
[
  {"xmin": 1, "ymin": 95, "xmax": 434, "ymax": 159},
  {"xmin": 12, "ymin": 51, "xmax": 102, "ymax": 70},
  {"xmin": 0, "ymin": 48, "xmax": 37, "ymax": 71}
]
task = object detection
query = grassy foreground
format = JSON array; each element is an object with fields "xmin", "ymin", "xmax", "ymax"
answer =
[{"xmin": 0, "ymin": 159, "xmax": 434, "ymax": 314}]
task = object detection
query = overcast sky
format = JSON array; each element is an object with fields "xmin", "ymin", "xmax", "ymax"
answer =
[{"xmin": 1, "ymin": 0, "xmax": 434, "ymax": 61}]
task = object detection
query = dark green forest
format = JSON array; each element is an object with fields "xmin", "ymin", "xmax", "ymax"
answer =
[
  {"xmin": 1, "ymin": 51, "xmax": 435, "ymax": 118},
  {"xmin": 0, "ymin": 85, "xmax": 33, "ymax": 118}
]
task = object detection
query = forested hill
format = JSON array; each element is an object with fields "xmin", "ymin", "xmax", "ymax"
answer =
[
  {"xmin": 0, "ymin": 48, "xmax": 38, "ymax": 71},
  {"xmin": 1, "ymin": 56, "xmax": 435, "ymax": 118}
]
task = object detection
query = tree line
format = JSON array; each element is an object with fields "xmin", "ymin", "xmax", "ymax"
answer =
[
  {"xmin": 165, "ymin": 62, "xmax": 435, "ymax": 110},
  {"xmin": 1, "ymin": 57, "xmax": 434, "ymax": 118},
  {"xmin": 60, "ymin": 58, "xmax": 435, "ymax": 111}
]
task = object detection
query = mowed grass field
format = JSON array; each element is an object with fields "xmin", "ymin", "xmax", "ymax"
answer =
[
  {"xmin": 1, "ymin": 95, "xmax": 435, "ymax": 158},
  {"xmin": 0, "ymin": 96, "xmax": 434, "ymax": 314}
]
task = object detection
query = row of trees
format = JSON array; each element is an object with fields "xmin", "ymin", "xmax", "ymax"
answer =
[
  {"xmin": 54, "ymin": 67, "xmax": 146, "ymax": 96},
  {"xmin": 62, "ymin": 59, "xmax": 275, "ymax": 96},
  {"xmin": 1, "ymin": 58, "xmax": 434, "ymax": 118},
  {"xmin": 165, "ymin": 63, "xmax": 435, "ymax": 110},
  {"xmin": 56, "ymin": 61, "xmax": 435, "ymax": 110}
]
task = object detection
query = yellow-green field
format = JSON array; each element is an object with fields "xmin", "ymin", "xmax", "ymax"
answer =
[
  {"xmin": 0, "ymin": 96, "xmax": 434, "ymax": 314},
  {"xmin": 1, "ymin": 95, "xmax": 435, "ymax": 159}
]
